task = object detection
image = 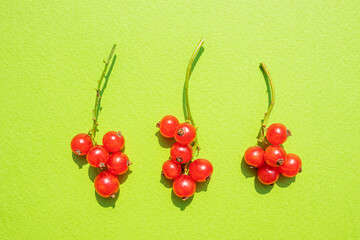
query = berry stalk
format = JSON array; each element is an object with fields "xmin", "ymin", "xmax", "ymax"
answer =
[
  {"xmin": 89, "ymin": 44, "xmax": 117, "ymax": 144},
  {"xmin": 183, "ymin": 38, "xmax": 204, "ymax": 172},
  {"xmin": 258, "ymin": 62, "xmax": 275, "ymax": 143}
]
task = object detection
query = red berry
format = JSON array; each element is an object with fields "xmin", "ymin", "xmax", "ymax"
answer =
[
  {"xmin": 257, "ymin": 164, "xmax": 280, "ymax": 185},
  {"xmin": 170, "ymin": 142, "xmax": 193, "ymax": 164},
  {"xmin": 107, "ymin": 152, "xmax": 131, "ymax": 175},
  {"xmin": 244, "ymin": 146, "xmax": 265, "ymax": 167},
  {"xmin": 173, "ymin": 175, "xmax": 196, "ymax": 200},
  {"xmin": 157, "ymin": 115, "xmax": 180, "ymax": 138},
  {"xmin": 279, "ymin": 153, "xmax": 302, "ymax": 177},
  {"xmin": 86, "ymin": 145, "xmax": 109, "ymax": 168},
  {"xmin": 264, "ymin": 145, "xmax": 286, "ymax": 167},
  {"xmin": 266, "ymin": 123, "xmax": 289, "ymax": 145},
  {"xmin": 102, "ymin": 131, "xmax": 125, "ymax": 153},
  {"xmin": 162, "ymin": 159, "xmax": 182, "ymax": 179},
  {"xmin": 189, "ymin": 159, "xmax": 213, "ymax": 182},
  {"xmin": 71, "ymin": 133, "xmax": 93, "ymax": 156},
  {"xmin": 174, "ymin": 122, "xmax": 196, "ymax": 145},
  {"xmin": 94, "ymin": 171, "xmax": 119, "ymax": 198}
]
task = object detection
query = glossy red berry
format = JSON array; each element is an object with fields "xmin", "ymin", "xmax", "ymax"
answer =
[
  {"xmin": 170, "ymin": 142, "xmax": 193, "ymax": 164},
  {"xmin": 174, "ymin": 122, "xmax": 196, "ymax": 145},
  {"xmin": 264, "ymin": 145, "xmax": 286, "ymax": 167},
  {"xmin": 157, "ymin": 115, "xmax": 180, "ymax": 138},
  {"xmin": 173, "ymin": 174, "xmax": 196, "ymax": 200},
  {"xmin": 257, "ymin": 164, "xmax": 280, "ymax": 185},
  {"xmin": 94, "ymin": 171, "xmax": 119, "ymax": 198},
  {"xmin": 244, "ymin": 146, "xmax": 265, "ymax": 168},
  {"xmin": 71, "ymin": 133, "xmax": 93, "ymax": 156},
  {"xmin": 162, "ymin": 159, "xmax": 182, "ymax": 179},
  {"xmin": 107, "ymin": 152, "xmax": 132, "ymax": 175},
  {"xmin": 279, "ymin": 153, "xmax": 302, "ymax": 177},
  {"xmin": 102, "ymin": 131, "xmax": 125, "ymax": 153},
  {"xmin": 266, "ymin": 123, "xmax": 289, "ymax": 145},
  {"xmin": 86, "ymin": 145, "xmax": 109, "ymax": 168},
  {"xmin": 189, "ymin": 159, "xmax": 213, "ymax": 182}
]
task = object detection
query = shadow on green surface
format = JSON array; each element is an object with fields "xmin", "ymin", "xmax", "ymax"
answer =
[
  {"xmin": 171, "ymin": 191, "xmax": 194, "ymax": 211},
  {"xmin": 160, "ymin": 174, "xmax": 173, "ymax": 188},
  {"xmin": 72, "ymin": 152, "xmax": 87, "ymax": 169},
  {"xmin": 254, "ymin": 177, "xmax": 274, "ymax": 194},
  {"xmin": 155, "ymin": 131, "xmax": 176, "ymax": 148},
  {"xmin": 182, "ymin": 46, "xmax": 204, "ymax": 120},
  {"xmin": 276, "ymin": 175, "xmax": 296, "ymax": 188},
  {"xmin": 95, "ymin": 190, "xmax": 119, "ymax": 208},
  {"xmin": 240, "ymin": 157, "xmax": 257, "ymax": 178},
  {"xmin": 196, "ymin": 179, "xmax": 210, "ymax": 193}
]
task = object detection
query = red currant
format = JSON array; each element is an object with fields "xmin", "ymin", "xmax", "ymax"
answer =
[
  {"xmin": 107, "ymin": 152, "xmax": 132, "ymax": 175},
  {"xmin": 94, "ymin": 171, "xmax": 119, "ymax": 198},
  {"xmin": 102, "ymin": 131, "xmax": 125, "ymax": 153},
  {"xmin": 257, "ymin": 164, "xmax": 280, "ymax": 185},
  {"xmin": 174, "ymin": 122, "xmax": 196, "ymax": 145},
  {"xmin": 157, "ymin": 115, "xmax": 180, "ymax": 138},
  {"xmin": 279, "ymin": 153, "xmax": 302, "ymax": 177},
  {"xmin": 173, "ymin": 174, "xmax": 196, "ymax": 200},
  {"xmin": 189, "ymin": 159, "xmax": 213, "ymax": 182},
  {"xmin": 71, "ymin": 133, "xmax": 93, "ymax": 156},
  {"xmin": 266, "ymin": 123, "xmax": 289, "ymax": 145},
  {"xmin": 244, "ymin": 146, "xmax": 265, "ymax": 167},
  {"xmin": 264, "ymin": 145, "xmax": 286, "ymax": 167},
  {"xmin": 170, "ymin": 142, "xmax": 193, "ymax": 164},
  {"xmin": 162, "ymin": 159, "xmax": 182, "ymax": 179},
  {"xmin": 86, "ymin": 145, "xmax": 109, "ymax": 168}
]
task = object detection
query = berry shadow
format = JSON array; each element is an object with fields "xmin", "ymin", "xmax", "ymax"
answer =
[
  {"xmin": 160, "ymin": 174, "xmax": 173, "ymax": 189},
  {"xmin": 276, "ymin": 175, "xmax": 296, "ymax": 188},
  {"xmin": 196, "ymin": 179, "xmax": 210, "ymax": 193},
  {"xmin": 254, "ymin": 177, "xmax": 274, "ymax": 194},
  {"xmin": 171, "ymin": 191, "xmax": 194, "ymax": 211},
  {"xmin": 182, "ymin": 46, "xmax": 204, "ymax": 120},
  {"xmin": 240, "ymin": 157, "xmax": 257, "ymax": 178},
  {"xmin": 95, "ymin": 190, "xmax": 119, "ymax": 208},
  {"xmin": 72, "ymin": 153, "xmax": 88, "ymax": 169},
  {"xmin": 155, "ymin": 131, "xmax": 176, "ymax": 148}
]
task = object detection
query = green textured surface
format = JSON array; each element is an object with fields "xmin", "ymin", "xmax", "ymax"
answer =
[{"xmin": 1, "ymin": 0, "xmax": 359, "ymax": 239}]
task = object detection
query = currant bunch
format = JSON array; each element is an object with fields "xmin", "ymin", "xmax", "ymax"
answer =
[
  {"xmin": 244, "ymin": 63, "xmax": 302, "ymax": 186},
  {"xmin": 70, "ymin": 45, "xmax": 132, "ymax": 198},
  {"xmin": 157, "ymin": 39, "xmax": 213, "ymax": 201}
]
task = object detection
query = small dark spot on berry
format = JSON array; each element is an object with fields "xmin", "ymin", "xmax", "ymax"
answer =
[
  {"xmin": 177, "ymin": 128, "xmax": 185, "ymax": 136},
  {"xmin": 176, "ymin": 157, "xmax": 183, "ymax": 163}
]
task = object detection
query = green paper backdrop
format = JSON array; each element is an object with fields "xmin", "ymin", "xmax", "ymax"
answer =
[{"xmin": 1, "ymin": 1, "xmax": 359, "ymax": 239}]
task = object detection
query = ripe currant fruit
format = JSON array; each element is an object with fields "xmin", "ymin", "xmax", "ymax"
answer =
[
  {"xmin": 94, "ymin": 171, "xmax": 119, "ymax": 198},
  {"xmin": 162, "ymin": 159, "xmax": 182, "ymax": 179},
  {"xmin": 170, "ymin": 142, "xmax": 193, "ymax": 164},
  {"xmin": 257, "ymin": 164, "xmax": 280, "ymax": 185},
  {"xmin": 107, "ymin": 152, "xmax": 132, "ymax": 175},
  {"xmin": 264, "ymin": 145, "xmax": 286, "ymax": 167},
  {"xmin": 173, "ymin": 174, "xmax": 196, "ymax": 200},
  {"xmin": 157, "ymin": 115, "xmax": 180, "ymax": 138},
  {"xmin": 86, "ymin": 145, "xmax": 110, "ymax": 168},
  {"xmin": 266, "ymin": 123, "xmax": 290, "ymax": 145},
  {"xmin": 244, "ymin": 146, "xmax": 265, "ymax": 168},
  {"xmin": 71, "ymin": 133, "xmax": 93, "ymax": 156},
  {"xmin": 102, "ymin": 131, "xmax": 125, "ymax": 153},
  {"xmin": 174, "ymin": 122, "xmax": 196, "ymax": 145},
  {"xmin": 188, "ymin": 159, "xmax": 213, "ymax": 182},
  {"xmin": 279, "ymin": 153, "xmax": 302, "ymax": 177}
]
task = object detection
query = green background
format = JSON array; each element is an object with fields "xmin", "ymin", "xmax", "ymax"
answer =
[{"xmin": 1, "ymin": 0, "xmax": 359, "ymax": 239}]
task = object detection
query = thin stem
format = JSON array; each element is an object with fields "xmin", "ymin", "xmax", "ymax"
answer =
[
  {"xmin": 183, "ymin": 38, "xmax": 204, "ymax": 173},
  {"xmin": 258, "ymin": 62, "xmax": 275, "ymax": 142},
  {"xmin": 89, "ymin": 44, "xmax": 117, "ymax": 144}
]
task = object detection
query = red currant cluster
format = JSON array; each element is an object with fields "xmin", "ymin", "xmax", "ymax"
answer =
[
  {"xmin": 245, "ymin": 123, "xmax": 302, "ymax": 185},
  {"xmin": 244, "ymin": 63, "xmax": 302, "ymax": 186},
  {"xmin": 71, "ymin": 131, "xmax": 131, "ymax": 198},
  {"xmin": 71, "ymin": 44, "xmax": 132, "ymax": 199},
  {"xmin": 157, "ymin": 115, "xmax": 213, "ymax": 201}
]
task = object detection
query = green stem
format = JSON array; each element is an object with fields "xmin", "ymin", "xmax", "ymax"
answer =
[
  {"xmin": 89, "ymin": 44, "xmax": 117, "ymax": 144},
  {"xmin": 183, "ymin": 38, "xmax": 204, "ymax": 173},
  {"xmin": 258, "ymin": 62, "xmax": 275, "ymax": 142}
]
